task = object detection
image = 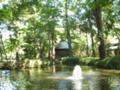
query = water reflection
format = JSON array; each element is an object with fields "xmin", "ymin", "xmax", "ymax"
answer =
[
  {"xmin": 115, "ymin": 77, "xmax": 120, "ymax": 90},
  {"xmin": 58, "ymin": 80, "xmax": 71, "ymax": 90},
  {"xmin": 58, "ymin": 79, "xmax": 82, "ymax": 90},
  {"xmin": 99, "ymin": 75, "xmax": 112, "ymax": 90},
  {"xmin": 72, "ymin": 80, "xmax": 82, "ymax": 90},
  {"xmin": 0, "ymin": 70, "xmax": 16, "ymax": 90},
  {"xmin": 0, "ymin": 66, "xmax": 120, "ymax": 90}
]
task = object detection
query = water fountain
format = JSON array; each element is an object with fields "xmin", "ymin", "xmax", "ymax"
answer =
[
  {"xmin": 69, "ymin": 65, "xmax": 83, "ymax": 90},
  {"xmin": 71, "ymin": 65, "xmax": 83, "ymax": 80},
  {"xmin": 66, "ymin": 65, "xmax": 83, "ymax": 80}
]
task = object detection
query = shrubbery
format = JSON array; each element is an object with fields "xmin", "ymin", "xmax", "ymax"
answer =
[
  {"xmin": 3, "ymin": 56, "xmax": 118, "ymax": 69},
  {"xmin": 96, "ymin": 56, "xmax": 120, "ymax": 69},
  {"xmin": 80, "ymin": 56, "xmax": 120, "ymax": 69},
  {"xmin": 80, "ymin": 57, "xmax": 99, "ymax": 66},
  {"xmin": 61, "ymin": 57, "xmax": 80, "ymax": 65}
]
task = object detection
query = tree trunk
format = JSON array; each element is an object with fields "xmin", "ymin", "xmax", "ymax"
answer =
[
  {"xmin": 48, "ymin": 33, "xmax": 51, "ymax": 60},
  {"xmin": 88, "ymin": 18, "xmax": 96, "ymax": 57},
  {"xmin": 51, "ymin": 32, "xmax": 55, "ymax": 60},
  {"xmin": 86, "ymin": 32, "xmax": 89, "ymax": 57},
  {"xmin": 48, "ymin": 32, "xmax": 55, "ymax": 60},
  {"xmin": 90, "ymin": 32, "xmax": 96, "ymax": 57},
  {"xmin": 94, "ymin": 1, "xmax": 106, "ymax": 60},
  {"xmin": 38, "ymin": 41, "xmax": 44, "ymax": 59},
  {"xmin": 65, "ymin": 0, "xmax": 72, "ymax": 56},
  {"xmin": 0, "ymin": 31, "xmax": 8, "ymax": 61},
  {"xmin": 16, "ymin": 51, "xmax": 19, "ymax": 61}
]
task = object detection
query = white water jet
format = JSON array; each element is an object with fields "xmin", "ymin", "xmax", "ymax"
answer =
[
  {"xmin": 72, "ymin": 65, "xmax": 83, "ymax": 80},
  {"xmin": 67, "ymin": 65, "xmax": 83, "ymax": 80}
]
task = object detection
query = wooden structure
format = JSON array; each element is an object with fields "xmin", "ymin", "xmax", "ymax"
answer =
[
  {"xmin": 55, "ymin": 48, "xmax": 70, "ymax": 58},
  {"xmin": 109, "ymin": 43, "xmax": 120, "ymax": 55},
  {"xmin": 55, "ymin": 41, "xmax": 70, "ymax": 59}
]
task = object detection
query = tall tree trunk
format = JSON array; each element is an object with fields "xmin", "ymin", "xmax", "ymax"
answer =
[
  {"xmin": 48, "ymin": 32, "xmax": 51, "ymax": 60},
  {"xmin": 88, "ymin": 18, "xmax": 96, "ymax": 57},
  {"xmin": 0, "ymin": 31, "xmax": 8, "ymax": 61},
  {"xmin": 64, "ymin": 0, "xmax": 72, "ymax": 56},
  {"xmin": 16, "ymin": 51, "xmax": 19, "ymax": 61},
  {"xmin": 94, "ymin": 1, "xmax": 106, "ymax": 60},
  {"xmin": 86, "ymin": 32, "xmax": 89, "ymax": 57},
  {"xmin": 90, "ymin": 32, "xmax": 96, "ymax": 57},
  {"xmin": 38, "ymin": 40, "xmax": 44, "ymax": 59},
  {"xmin": 48, "ymin": 32, "xmax": 55, "ymax": 60},
  {"xmin": 51, "ymin": 32, "xmax": 55, "ymax": 60}
]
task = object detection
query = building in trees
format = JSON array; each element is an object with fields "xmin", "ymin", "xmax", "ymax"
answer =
[
  {"xmin": 55, "ymin": 40, "xmax": 73, "ymax": 59},
  {"xmin": 107, "ymin": 36, "xmax": 120, "ymax": 56}
]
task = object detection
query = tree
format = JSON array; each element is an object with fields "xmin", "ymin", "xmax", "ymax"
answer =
[
  {"xmin": 64, "ymin": 0, "xmax": 72, "ymax": 56},
  {"xmin": 93, "ymin": 0, "xmax": 106, "ymax": 59}
]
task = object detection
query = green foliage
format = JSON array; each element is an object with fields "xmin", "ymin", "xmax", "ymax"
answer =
[
  {"xmin": 80, "ymin": 57, "xmax": 99, "ymax": 66},
  {"xmin": 0, "ymin": 8, "xmax": 12, "ymax": 21},
  {"xmin": 95, "ymin": 58, "xmax": 109, "ymax": 68},
  {"xmin": 1, "ymin": 59, "xmax": 42, "ymax": 69},
  {"xmin": 24, "ymin": 59, "xmax": 42, "ymax": 68},
  {"xmin": 1, "ymin": 0, "xmax": 120, "ymax": 69},
  {"xmin": 96, "ymin": 56, "xmax": 120, "ymax": 69},
  {"xmin": 62, "ymin": 57, "xmax": 80, "ymax": 65},
  {"xmin": 80, "ymin": 56, "xmax": 120, "ymax": 69},
  {"xmin": 5, "ymin": 37, "xmax": 19, "ymax": 52}
]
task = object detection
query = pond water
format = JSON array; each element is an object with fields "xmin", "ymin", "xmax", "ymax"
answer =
[{"xmin": 0, "ymin": 65, "xmax": 120, "ymax": 90}]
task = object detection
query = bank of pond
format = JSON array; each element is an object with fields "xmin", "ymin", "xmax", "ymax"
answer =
[{"xmin": 0, "ymin": 56, "xmax": 120, "ymax": 70}]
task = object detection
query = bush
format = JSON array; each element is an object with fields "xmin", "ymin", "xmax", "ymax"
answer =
[
  {"xmin": 74, "ymin": 56, "xmax": 120, "ymax": 69},
  {"xmin": 62, "ymin": 57, "xmax": 80, "ymax": 65},
  {"xmin": 106, "ymin": 56, "xmax": 120, "ymax": 69},
  {"xmin": 80, "ymin": 57, "xmax": 99, "ymax": 66},
  {"xmin": 95, "ymin": 58, "xmax": 109, "ymax": 68},
  {"xmin": 96, "ymin": 56, "xmax": 120, "ymax": 69}
]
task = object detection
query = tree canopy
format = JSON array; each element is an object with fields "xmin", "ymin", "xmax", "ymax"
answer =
[{"xmin": 0, "ymin": 0, "xmax": 120, "ymax": 61}]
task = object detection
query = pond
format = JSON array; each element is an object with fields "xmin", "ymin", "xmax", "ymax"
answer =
[{"xmin": 0, "ymin": 65, "xmax": 120, "ymax": 90}]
